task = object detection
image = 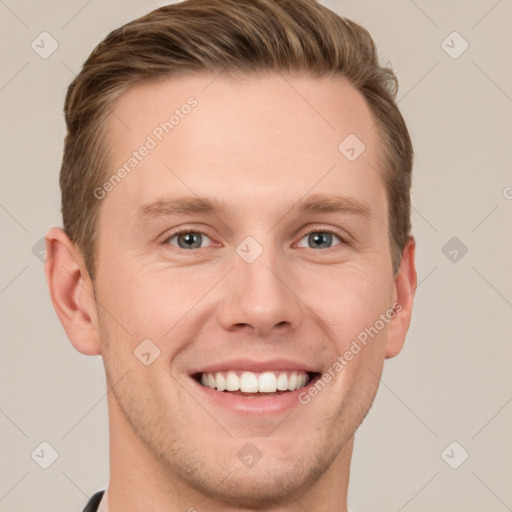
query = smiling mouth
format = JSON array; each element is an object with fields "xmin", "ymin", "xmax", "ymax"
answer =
[{"xmin": 193, "ymin": 370, "xmax": 320, "ymax": 396}]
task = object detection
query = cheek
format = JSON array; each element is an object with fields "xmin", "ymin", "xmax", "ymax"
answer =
[
  {"xmin": 302, "ymin": 261, "xmax": 394, "ymax": 345},
  {"xmin": 97, "ymin": 260, "xmax": 208, "ymax": 339},
  {"xmin": 314, "ymin": 264, "xmax": 392, "ymax": 405}
]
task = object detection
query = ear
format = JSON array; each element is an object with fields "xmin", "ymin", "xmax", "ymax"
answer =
[
  {"xmin": 44, "ymin": 227, "xmax": 101, "ymax": 356},
  {"xmin": 385, "ymin": 235, "xmax": 417, "ymax": 359}
]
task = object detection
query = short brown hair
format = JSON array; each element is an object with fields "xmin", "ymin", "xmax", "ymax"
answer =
[{"xmin": 61, "ymin": 0, "xmax": 413, "ymax": 280}]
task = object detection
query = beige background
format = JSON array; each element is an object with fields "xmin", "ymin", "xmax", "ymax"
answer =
[{"xmin": 1, "ymin": 1, "xmax": 511, "ymax": 511}]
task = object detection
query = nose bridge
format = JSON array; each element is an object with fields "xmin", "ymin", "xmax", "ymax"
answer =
[{"xmin": 217, "ymin": 237, "xmax": 303, "ymax": 335}]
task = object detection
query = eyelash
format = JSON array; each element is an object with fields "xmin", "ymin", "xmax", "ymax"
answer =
[{"xmin": 162, "ymin": 226, "xmax": 348, "ymax": 251}]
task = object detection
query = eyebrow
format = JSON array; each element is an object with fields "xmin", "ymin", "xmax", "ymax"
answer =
[
  {"xmin": 137, "ymin": 196, "xmax": 233, "ymax": 219},
  {"xmin": 136, "ymin": 193, "xmax": 372, "ymax": 221},
  {"xmin": 292, "ymin": 193, "xmax": 372, "ymax": 220}
]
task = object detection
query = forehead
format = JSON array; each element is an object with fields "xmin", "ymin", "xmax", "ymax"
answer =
[{"xmin": 101, "ymin": 72, "xmax": 385, "ymax": 223}]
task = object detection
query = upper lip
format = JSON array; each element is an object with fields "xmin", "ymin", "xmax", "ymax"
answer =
[{"xmin": 189, "ymin": 358, "xmax": 320, "ymax": 375}]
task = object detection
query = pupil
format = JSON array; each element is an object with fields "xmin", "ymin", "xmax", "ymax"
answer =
[
  {"xmin": 180, "ymin": 233, "xmax": 200, "ymax": 248},
  {"xmin": 311, "ymin": 233, "xmax": 331, "ymax": 249}
]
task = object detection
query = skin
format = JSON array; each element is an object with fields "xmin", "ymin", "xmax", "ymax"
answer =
[{"xmin": 45, "ymin": 73, "xmax": 416, "ymax": 512}]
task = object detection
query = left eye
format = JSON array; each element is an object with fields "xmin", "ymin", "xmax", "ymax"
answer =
[
  {"xmin": 166, "ymin": 231, "xmax": 212, "ymax": 250},
  {"xmin": 297, "ymin": 231, "xmax": 343, "ymax": 249}
]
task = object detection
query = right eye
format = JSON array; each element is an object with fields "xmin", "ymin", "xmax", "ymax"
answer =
[{"xmin": 164, "ymin": 230, "xmax": 214, "ymax": 250}]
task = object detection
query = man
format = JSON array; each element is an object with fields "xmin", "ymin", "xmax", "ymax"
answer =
[{"xmin": 45, "ymin": 0, "xmax": 417, "ymax": 510}]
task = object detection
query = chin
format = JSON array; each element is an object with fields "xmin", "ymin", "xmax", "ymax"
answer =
[
  {"xmin": 196, "ymin": 463, "xmax": 314, "ymax": 507},
  {"xmin": 176, "ymin": 439, "xmax": 335, "ymax": 508}
]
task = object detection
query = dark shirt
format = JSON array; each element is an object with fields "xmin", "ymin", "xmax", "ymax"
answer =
[{"xmin": 82, "ymin": 490, "xmax": 105, "ymax": 512}]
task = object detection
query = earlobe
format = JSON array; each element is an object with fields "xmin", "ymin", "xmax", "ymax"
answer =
[
  {"xmin": 385, "ymin": 236, "xmax": 417, "ymax": 359},
  {"xmin": 44, "ymin": 227, "xmax": 101, "ymax": 356}
]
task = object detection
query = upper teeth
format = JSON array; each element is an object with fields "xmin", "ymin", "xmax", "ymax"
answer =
[{"xmin": 200, "ymin": 371, "xmax": 310, "ymax": 393}]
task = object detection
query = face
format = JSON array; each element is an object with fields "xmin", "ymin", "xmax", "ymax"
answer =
[{"xmin": 93, "ymin": 73, "xmax": 404, "ymax": 506}]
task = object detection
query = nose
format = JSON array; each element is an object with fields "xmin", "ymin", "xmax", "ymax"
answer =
[{"xmin": 216, "ymin": 244, "xmax": 304, "ymax": 338}]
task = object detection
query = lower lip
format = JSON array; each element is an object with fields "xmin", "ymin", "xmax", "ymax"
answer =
[{"xmin": 191, "ymin": 377, "xmax": 316, "ymax": 416}]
